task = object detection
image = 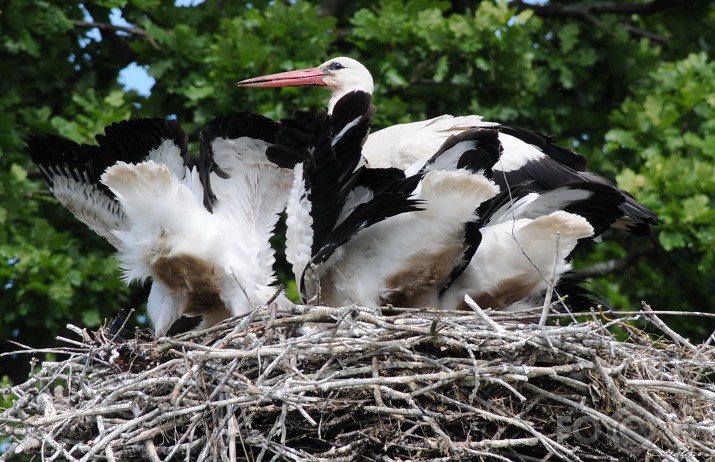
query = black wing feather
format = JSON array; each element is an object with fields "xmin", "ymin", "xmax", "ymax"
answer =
[
  {"xmin": 495, "ymin": 158, "xmax": 657, "ymax": 235},
  {"xmin": 29, "ymin": 117, "xmax": 186, "ymax": 197},
  {"xmin": 420, "ymin": 128, "xmax": 502, "ymax": 176},
  {"xmin": 303, "ymin": 91, "xmax": 376, "ymax": 257},
  {"xmin": 96, "ymin": 117, "xmax": 188, "ymax": 165}
]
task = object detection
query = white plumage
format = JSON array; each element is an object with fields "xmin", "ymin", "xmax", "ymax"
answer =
[
  {"xmin": 318, "ymin": 169, "xmax": 499, "ymax": 308},
  {"xmin": 239, "ymin": 56, "xmax": 657, "ymax": 237},
  {"xmin": 28, "ymin": 114, "xmax": 294, "ymax": 335},
  {"xmin": 365, "ymin": 114, "xmax": 497, "ymax": 169},
  {"xmin": 440, "ymin": 211, "xmax": 593, "ymax": 311},
  {"xmin": 25, "ymin": 57, "xmax": 659, "ymax": 335},
  {"xmin": 102, "ymin": 159, "xmax": 232, "ymax": 334},
  {"xmin": 44, "ymin": 171, "xmax": 127, "ymax": 248}
]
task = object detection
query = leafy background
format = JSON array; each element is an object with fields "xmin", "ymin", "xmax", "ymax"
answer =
[{"xmin": 1, "ymin": 0, "xmax": 714, "ymax": 394}]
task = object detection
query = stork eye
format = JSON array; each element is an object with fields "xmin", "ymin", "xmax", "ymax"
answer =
[{"xmin": 327, "ymin": 62, "xmax": 346, "ymax": 71}]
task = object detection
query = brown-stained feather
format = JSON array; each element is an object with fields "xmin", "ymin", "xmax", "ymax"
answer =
[
  {"xmin": 459, "ymin": 276, "xmax": 539, "ymax": 311},
  {"xmin": 150, "ymin": 252, "xmax": 229, "ymax": 319},
  {"xmin": 380, "ymin": 246, "xmax": 462, "ymax": 307}
]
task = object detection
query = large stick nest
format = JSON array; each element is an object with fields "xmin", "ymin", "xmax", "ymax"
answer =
[{"xmin": 1, "ymin": 304, "xmax": 714, "ymax": 461}]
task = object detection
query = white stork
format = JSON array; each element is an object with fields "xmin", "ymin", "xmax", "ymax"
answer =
[
  {"xmin": 27, "ymin": 114, "xmax": 296, "ymax": 335},
  {"xmin": 238, "ymin": 57, "xmax": 657, "ymax": 237},
  {"xmin": 272, "ymin": 90, "xmax": 611, "ymax": 312},
  {"xmin": 438, "ymin": 181, "xmax": 626, "ymax": 311},
  {"xmin": 239, "ymin": 57, "xmax": 657, "ymax": 312},
  {"xmin": 279, "ymin": 90, "xmax": 504, "ymax": 307}
]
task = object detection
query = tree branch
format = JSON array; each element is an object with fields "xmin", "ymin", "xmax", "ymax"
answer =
[
  {"xmin": 318, "ymin": 0, "xmax": 353, "ymax": 17},
  {"xmin": 73, "ymin": 20, "xmax": 160, "ymax": 49},
  {"xmin": 578, "ymin": 244, "xmax": 657, "ymax": 278},
  {"xmin": 509, "ymin": 0, "xmax": 707, "ymax": 47},
  {"xmin": 622, "ymin": 24, "xmax": 670, "ymax": 47},
  {"xmin": 509, "ymin": 0, "xmax": 701, "ymax": 18}
]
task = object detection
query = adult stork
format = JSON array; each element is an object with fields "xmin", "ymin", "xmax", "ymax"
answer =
[
  {"xmin": 27, "ymin": 113, "xmax": 298, "ymax": 335},
  {"xmin": 240, "ymin": 58, "xmax": 658, "ymax": 312},
  {"xmin": 238, "ymin": 57, "xmax": 657, "ymax": 237},
  {"xmin": 438, "ymin": 180, "xmax": 626, "ymax": 311},
  {"xmin": 273, "ymin": 88, "xmax": 618, "ymax": 312},
  {"xmin": 280, "ymin": 89, "xmax": 508, "ymax": 307}
]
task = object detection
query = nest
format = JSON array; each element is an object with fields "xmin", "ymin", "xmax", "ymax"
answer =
[{"xmin": 1, "ymin": 303, "xmax": 714, "ymax": 462}]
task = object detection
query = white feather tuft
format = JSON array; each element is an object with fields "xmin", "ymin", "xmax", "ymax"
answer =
[
  {"xmin": 148, "ymin": 139, "xmax": 186, "ymax": 179},
  {"xmin": 50, "ymin": 175, "xmax": 127, "ymax": 248},
  {"xmin": 285, "ymin": 163, "xmax": 313, "ymax": 283},
  {"xmin": 493, "ymin": 133, "xmax": 545, "ymax": 173},
  {"xmin": 440, "ymin": 210, "xmax": 594, "ymax": 311}
]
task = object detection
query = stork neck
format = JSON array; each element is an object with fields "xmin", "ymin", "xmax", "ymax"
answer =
[{"xmin": 327, "ymin": 85, "xmax": 374, "ymax": 114}]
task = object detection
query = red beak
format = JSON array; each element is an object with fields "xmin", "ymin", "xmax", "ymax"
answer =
[{"xmin": 238, "ymin": 67, "xmax": 326, "ymax": 88}]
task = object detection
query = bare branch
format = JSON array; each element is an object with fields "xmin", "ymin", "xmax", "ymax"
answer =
[
  {"xmin": 73, "ymin": 20, "xmax": 160, "ymax": 49},
  {"xmin": 509, "ymin": 0, "xmax": 702, "ymax": 18},
  {"xmin": 578, "ymin": 244, "xmax": 656, "ymax": 278},
  {"xmin": 509, "ymin": 0, "xmax": 707, "ymax": 47},
  {"xmin": 3, "ymin": 305, "xmax": 714, "ymax": 460}
]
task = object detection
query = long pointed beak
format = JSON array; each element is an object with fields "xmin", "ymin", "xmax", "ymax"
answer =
[{"xmin": 238, "ymin": 67, "xmax": 327, "ymax": 88}]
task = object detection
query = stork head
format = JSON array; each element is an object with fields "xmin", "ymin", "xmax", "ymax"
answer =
[{"xmin": 238, "ymin": 57, "xmax": 374, "ymax": 114}]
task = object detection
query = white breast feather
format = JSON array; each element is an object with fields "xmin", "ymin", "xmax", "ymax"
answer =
[{"xmin": 285, "ymin": 163, "xmax": 313, "ymax": 282}]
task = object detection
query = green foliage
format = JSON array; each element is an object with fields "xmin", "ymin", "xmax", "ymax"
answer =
[
  {"xmin": 609, "ymin": 53, "xmax": 715, "ymax": 266},
  {"xmin": 598, "ymin": 52, "xmax": 715, "ymax": 331},
  {"xmin": 132, "ymin": 0, "xmax": 336, "ymax": 125},
  {"xmin": 1, "ymin": 0, "xmax": 714, "ymax": 386}
]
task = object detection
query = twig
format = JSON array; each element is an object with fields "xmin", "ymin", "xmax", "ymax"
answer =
[
  {"xmin": 96, "ymin": 417, "xmax": 116, "ymax": 462},
  {"xmin": 372, "ymin": 355, "xmax": 385, "ymax": 406},
  {"xmin": 463, "ymin": 294, "xmax": 505, "ymax": 333},
  {"xmin": 2, "ymin": 304, "xmax": 714, "ymax": 461},
  {"xmin": 642, "ymin": 301, "xmax": 697, "ymax": 351},
  {"xmin": 540, "ymin": 231, "xmax": 560, "ymax": 327},
  {"xmin": 228, "ymin": 414, "xmax": 238, "ymax": 462}
]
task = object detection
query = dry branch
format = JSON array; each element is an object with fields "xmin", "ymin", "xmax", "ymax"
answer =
[
  {"xmin": 1, "ymin": 304, "xmax": 714, "ymax": 461},
  {"xmin": 72, "ymin": 20, "xmax": 160, "ymax": 49}
]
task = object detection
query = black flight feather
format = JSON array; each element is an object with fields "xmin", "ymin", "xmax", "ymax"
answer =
[
  {"xmin": 494, "ymin": 157, "xmax": 657, "ymax": 236},
  {"xmin": 28, "ymin": 117, "xmax": 187, "ymax": 198},
  {"xmin": 302, "ymin": 91, "xmax": 375, "ymax": 258},
  {"xmin": 419, "ymin": 128, "xmax": 502, "ymax": 177}
]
